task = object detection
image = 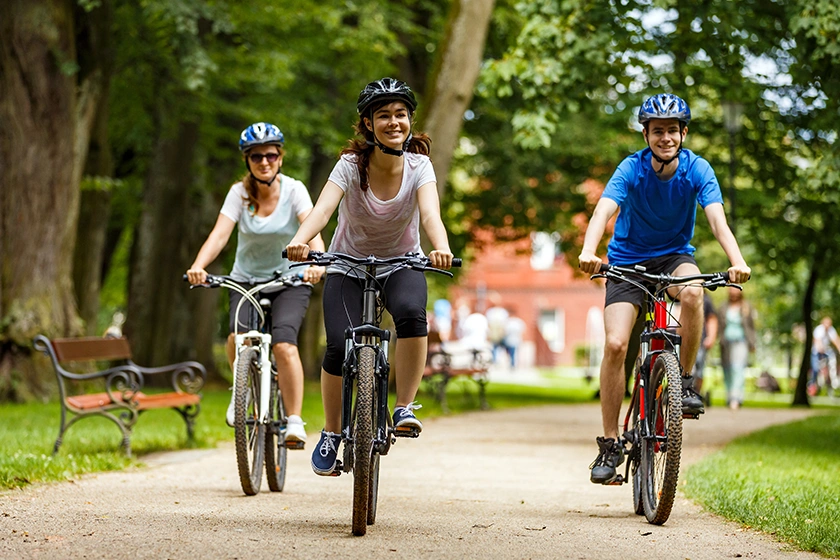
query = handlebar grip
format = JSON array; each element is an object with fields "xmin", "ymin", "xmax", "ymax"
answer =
[
  {"xmin": 182, "ymin": 274, "xmax": 188, "ymax": 281},
  {"xmin": 452, "ymin": 258, "xmax": 462, "ymax": 267},
  {"xmin": 282, "ymin": 249, "xmax": 288, "ymax": 259},
  {"xmin": 599, "ymin": 263, "xmax": 611, "ymax": 272}
]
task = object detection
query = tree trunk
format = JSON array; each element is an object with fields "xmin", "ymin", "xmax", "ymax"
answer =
[
  {"xmin": 125, "ymin": 118, "xmax": 201, "ymax": 368},
  {"xmin": 0, "ymin": 0, "xmax": 106, "ymax": 400},
  {"xmin": 421, "ymin": 0, "xmax": 496, "ymax": 196},
  {"xmin": 793, "ymin": 258, "xmax": 818, "ymax": 406},
  {"xmin": 74, "ymin": 185, "xmax": 112, "ymax": 334}
]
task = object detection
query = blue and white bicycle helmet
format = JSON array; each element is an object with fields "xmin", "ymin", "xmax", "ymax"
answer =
[
  {"xmin": 239, "ymin": 122, "xmax": 285, "ymax": 152},
  {"xmin": 638, "ymin": 94, "xmax": 691, "ymax": 126}
]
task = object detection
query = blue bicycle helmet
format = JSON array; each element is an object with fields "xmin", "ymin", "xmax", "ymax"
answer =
[
  {"xmin": 638, "ymin": 94, "xmax": 691, "ymax": 126},
  {"xmin": 239, "ymin": 122, "xmax": 285, "ymax": 152}
]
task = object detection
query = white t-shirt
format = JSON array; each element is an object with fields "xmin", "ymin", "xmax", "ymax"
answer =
[
  {"xmin": 220, "ymin": 176, "xmax": 313, "ymax": 282},
  {"xmin": 813, "ymin": 324, "xmax": 838, "ymax": 355},
  {"xmin": 327, "ymin": 152, "xmax": 436, "ymax": 259}
]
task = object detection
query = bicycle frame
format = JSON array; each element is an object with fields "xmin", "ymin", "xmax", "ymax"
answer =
[{"xmin": 339, "ymin": 262, "xmax": 393, "ymax": 466}]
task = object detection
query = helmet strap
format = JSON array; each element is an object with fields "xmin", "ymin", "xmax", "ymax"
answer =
[
  {"xmin": 244, "ymin": 160, "xmax": 280, "ymax": 187},
  {"xmin": 367, "ymin": 130, "xmax": 413, "ymax": 157},
  {"xmin": 645, "ymin": 129, "xmax": 683, "ymax": 176}
]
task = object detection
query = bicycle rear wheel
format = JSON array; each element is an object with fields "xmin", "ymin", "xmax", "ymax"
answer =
[
  {"xmin": 640, "ymin": 351, "xmax": 683, "ymax": 524},
  {"xmin": 234, "ymin": 346, "xmax": 265, "ymax": 496},
  {"xmin": 265, "ymin": 376, "xmax": 287, "ymax": 492},
  {"xmin": 352, "ymin": 347, "xmax": 376, "ymax": 536}
]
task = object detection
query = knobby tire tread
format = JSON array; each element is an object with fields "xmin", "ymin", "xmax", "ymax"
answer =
[
  {"xmin": 234, "ymin": 347, "xmax": 265, "ymax": 496},
  {"xmin": 265, "ymin": 377, "xmax": 287, "ymax": 492},
  {"xmin": 641, "ymin": 352, "xmax": 683, "ymax": 525},
  {"xmin": 352, "ymin": 347, "xmax": 375, "ymax": 536}
]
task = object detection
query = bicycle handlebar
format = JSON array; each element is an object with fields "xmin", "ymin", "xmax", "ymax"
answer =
[
  {"xmin": 282, "ymin": 249, "xmax": 462, "ymax": 277},
  {"xmin": 593, "ymin": 263, "xmax": 741, "ymax": 291},
  {"xmin": 182, "ymin": 270, "xmax": 304, "ymax": 289}
]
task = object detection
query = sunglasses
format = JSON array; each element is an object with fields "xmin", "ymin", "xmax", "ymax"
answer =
[{"xmin": 248, "ymin": 152, "xmax": 280, "ymax": 164}]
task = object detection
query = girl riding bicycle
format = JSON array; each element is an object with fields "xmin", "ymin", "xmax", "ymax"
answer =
[
  {"xmin": 186, "ymin": 123, "xmax": 325, "ymax": 446},
  {"xmin": 285, "ymin": 78, "xmax": 454, "ymax": 476}
]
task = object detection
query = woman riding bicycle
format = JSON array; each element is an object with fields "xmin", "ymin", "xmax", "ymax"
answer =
[
  {"xmin": 285, "ymin": 78, "xmax": 454, "ymax": 476},
  {"xmin": 186, "ymin": 122, "xmax": 325, "ymax": 446}
]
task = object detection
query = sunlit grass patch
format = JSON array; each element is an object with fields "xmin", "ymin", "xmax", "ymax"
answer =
[{"xmin": 684, "ymin": 413, "xmax": 840, "ymax": 557}]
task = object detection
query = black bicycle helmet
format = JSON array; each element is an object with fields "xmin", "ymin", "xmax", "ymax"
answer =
[
  {"xmin": 356, "ymin": 78, "xmax": 418, "ymax": 116},
  {"xmin": 638, "ymin": 93, "xmax": 691, "ymax": 126}
]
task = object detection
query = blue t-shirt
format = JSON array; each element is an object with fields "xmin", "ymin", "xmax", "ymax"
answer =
[{"xmin": 602, "ymin": 148, "xmax": 723, "ymax": 264}]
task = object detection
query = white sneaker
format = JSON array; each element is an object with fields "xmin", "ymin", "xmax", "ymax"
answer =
[
  {"xmin": 225, "ymin": 392, "xmax": 235, "ymax": 427},
  {"xmin": 284, "ymin": 415, "xmax": 307, "ymax": 444}
]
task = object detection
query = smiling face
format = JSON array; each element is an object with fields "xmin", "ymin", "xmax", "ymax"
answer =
[
  {"xmin": 364, "ymin": 101, "xmax": 411, "ymax": 149},
  {"xmin": 643, "ymin": 118, "xmax": 686, "ymax": 161},
  {"xmin": 245, "ymin": 144, "xmax": 283, "ymax": 183}
]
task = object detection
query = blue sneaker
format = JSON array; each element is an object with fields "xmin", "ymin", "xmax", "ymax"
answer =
[
  {"xmin": 393, "ymin": 402, "xmax": 423, "ymax": 434},
  {"xmin": 311, "ymin": 430, "xmax": 341, "ymax": 476}
]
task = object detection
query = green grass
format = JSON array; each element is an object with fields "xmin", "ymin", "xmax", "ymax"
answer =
[{"xmin": 684, "ymin": 412, "xmax": 840, "ymax": 558}]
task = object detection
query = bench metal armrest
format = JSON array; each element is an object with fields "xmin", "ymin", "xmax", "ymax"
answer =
[{"xmin": 128, "ymin": 360, "xmax": 207, "ymax": 394}]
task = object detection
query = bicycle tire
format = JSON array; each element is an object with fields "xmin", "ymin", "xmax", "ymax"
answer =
[
  {"xmin": 352, "ymin": 346, "xmax": 376, "ymax": 536},
  {"xmin": 234, "ymin": 346, "xmax": 265, "ymax": 496},
  {"xmin": 640, "ymin": 351, "xmax": 683, "ymax": 525},
  {"xmin": 265, "ymin": 376, "xmax": 287, "ymax": 492}
]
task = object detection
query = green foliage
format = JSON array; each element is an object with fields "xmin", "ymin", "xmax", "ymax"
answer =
[{"xmin": 685, "ymin": 413, "xmax": 840, "ymax": 557}]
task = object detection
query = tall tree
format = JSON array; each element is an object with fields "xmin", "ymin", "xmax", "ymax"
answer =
[{"xmin": 0, "ymin": 0, "xmax": 109, "ymax": 399}]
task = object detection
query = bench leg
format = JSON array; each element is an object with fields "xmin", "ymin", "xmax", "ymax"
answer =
[
  {"xmin": 439, "ymin": 375, "xmax": 451, "ymax": 414},
  {"xmin": 476, "ymin": 378, "xmax": 490, "ymax": 410},
  {"xmin": 174, "ymin": 404, "xmax": 200, "ymax": 441}
]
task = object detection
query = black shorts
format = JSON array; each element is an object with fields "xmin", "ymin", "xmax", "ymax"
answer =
[
  {"xmin": 321, "ymin": 269, "xmax": 428, "ymax": 376},
  {"xmin": 605, "ymin": 254, "xmax": 697, "ymax": 310},
  {"xmin": 229, "ymin": 284, "xmax": 312, "ymax": 346}
]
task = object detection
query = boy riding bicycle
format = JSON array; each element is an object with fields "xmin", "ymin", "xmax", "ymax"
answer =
[{"xmin": 577, "ymin": 93, "xmax": 751, "ymax": 484}]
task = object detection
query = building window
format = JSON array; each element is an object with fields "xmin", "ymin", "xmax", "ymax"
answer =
[
  {"xmin": 530, "ymin": 231, "xmax": 561, "ymax": 270},
  {"xmin": 538, "ymin": 308, "xmax": 565, "ymax": 353}
]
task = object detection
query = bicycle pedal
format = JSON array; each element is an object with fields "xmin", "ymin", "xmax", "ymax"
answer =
[
  {"xmin": 605, "ymin": 475, "xmax": 624, "ymax": 486},
  {"xmin": 393, "ymin": 427, "xmax": 420, "ymax": 438},
  {"xmin": 682, "ymin": 413, "xmax": 701, "ymax": 420},
  {"xmin": 284, "ymin": 440, "xmax": 305, "ymax": 450}
]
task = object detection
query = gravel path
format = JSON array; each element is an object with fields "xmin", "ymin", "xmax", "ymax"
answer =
[{"xmin": 0, "ymin": 403, "xmax": 820, "ymax": 559}]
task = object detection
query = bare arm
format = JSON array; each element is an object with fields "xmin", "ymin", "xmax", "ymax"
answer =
[
  {"xmin": 417, "ymin": 182, "xmax": 453, "ymax": 269},
  {"xmin": 704, "ymin": 202, "xmax": 751, "ymax": 283},
  {"xmin": 286, "ymin": 181, "xmax": 344, "ymax": 261},
  {"xmin": 578, "ymin": 197, "xmax": 619, "ymax": 274},
  {"xmin": 295, "ymin": 208, "xmax": 327, "ymax": 282},
  {"xmin": 186, "ymin": 214, "xmax": 236, "ymax": 284}
]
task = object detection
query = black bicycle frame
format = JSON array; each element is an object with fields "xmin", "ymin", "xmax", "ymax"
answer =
[{"xmin": 340, "ymin": 263, "xmax": 393, "ymax": 469}]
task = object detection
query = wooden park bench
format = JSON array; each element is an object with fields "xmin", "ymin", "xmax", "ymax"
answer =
[
  {"xmin": 423, "ymin": 331, "xmax": 490, "ymax": 413},
  {"xmin": 33, "ymin": 334, "xmax": 207, "ymax": 457}
]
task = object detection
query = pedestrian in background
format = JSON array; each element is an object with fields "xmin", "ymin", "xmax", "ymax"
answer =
[{"xmin": 719, "ymin": 287, "xmax": 756, "ymax": 410}]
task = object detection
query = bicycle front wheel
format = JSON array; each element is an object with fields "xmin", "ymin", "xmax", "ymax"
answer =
[
  {"xmin": 234, "ymin": 346, "xmax": 265, "ymax": 496},
  {"xmin": 352, "ymin": 346, "xmax": 376, "ymax": 536},
  {"xmin": 640, "ymin": 351, "xmax": 683, "ymax": 525},
  {"xmin": 265, "ymin": 376, "xmax": 287, "ymax": 492}
]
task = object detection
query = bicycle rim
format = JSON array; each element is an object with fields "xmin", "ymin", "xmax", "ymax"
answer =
[
  {"xmin": 367, "ymin": 382, "xmax": 383, "ymax": 526},
  {"xmin": 234, "ymin": 347, "xmax": 265, "ymax": 495},
  {"xmin": 641, "ymin": 351, "xmax": 683, "ymax": 524},
  {"xmin": 352, "ymin": 346, "xmax": 375, "ymax": 536},
  {"xmin": 265, "ymin": 378, "xmax": 287, "ymax": 492}
]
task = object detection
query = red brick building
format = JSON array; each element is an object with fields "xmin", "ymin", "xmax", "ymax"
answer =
[{"xmin": 448, "ymin": 229, "xmax": 606, "ymax": 367}]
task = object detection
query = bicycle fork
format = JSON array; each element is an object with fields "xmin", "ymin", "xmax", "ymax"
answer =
[{"xmin": 234, "ymin": 331, "xmax": 273, "ymax": 424}]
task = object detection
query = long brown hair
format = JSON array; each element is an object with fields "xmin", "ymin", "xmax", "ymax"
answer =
[
  {"xmin": 340, "ymin": 101, "xmax": 431, "ymax": 191},
  {"xmin": 240, "ymin": 145, "xmax": 285, "ymax": 215}
]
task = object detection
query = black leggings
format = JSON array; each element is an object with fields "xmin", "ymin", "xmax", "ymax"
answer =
[{"xmin": 322, "ymin": 269, "xmax": 428, "ymax": 376}]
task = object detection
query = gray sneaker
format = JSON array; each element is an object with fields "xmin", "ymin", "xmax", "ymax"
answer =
[{"xmin": 590, "ymin": 437, "xmax": 625, "ymax": 484}]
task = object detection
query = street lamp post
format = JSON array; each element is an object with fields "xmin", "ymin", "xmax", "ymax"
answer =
[{"xmin": 722, "ymin": 101, "xmax": 744, "ymax": 234}]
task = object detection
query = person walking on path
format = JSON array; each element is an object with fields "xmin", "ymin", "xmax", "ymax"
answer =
[
  {"xmin": 577, "ymin": 93, "xmax": 751, "ymax": 484},
  {"xmin": 719, "ymin": 287, "xmax": 757, "ymax": 409},
  {"xmin": 186, "ymin": 122, "xmax": 325, "ymax": 445},
  {"xmin": 693, "ymin": 293, "xmax": 719, "ymax": 397},
  {"xmin": 284, "ymin": 78, "xmax": 454, "ymax": 476}
]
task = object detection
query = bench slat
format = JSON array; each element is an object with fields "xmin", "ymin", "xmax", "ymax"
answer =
[
  {"xmin": 66, "ymin": 391, "xmax": 200, "ymax": 411},
  {"xmin": 52, "ymin": 337, "xmax": 133, "ymax": 362}
]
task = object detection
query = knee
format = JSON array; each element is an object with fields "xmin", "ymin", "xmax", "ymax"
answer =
[
  {"xmin": 679, "ymin": 287, "xmax": 703, "ymax": 311},
  {"xmin": 273, "ymin": 342, "xmax": 298, "ymax": 363},
  {"xmin": 604, "ymin": 336, "xmax": 628, "ymax": 359}
]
